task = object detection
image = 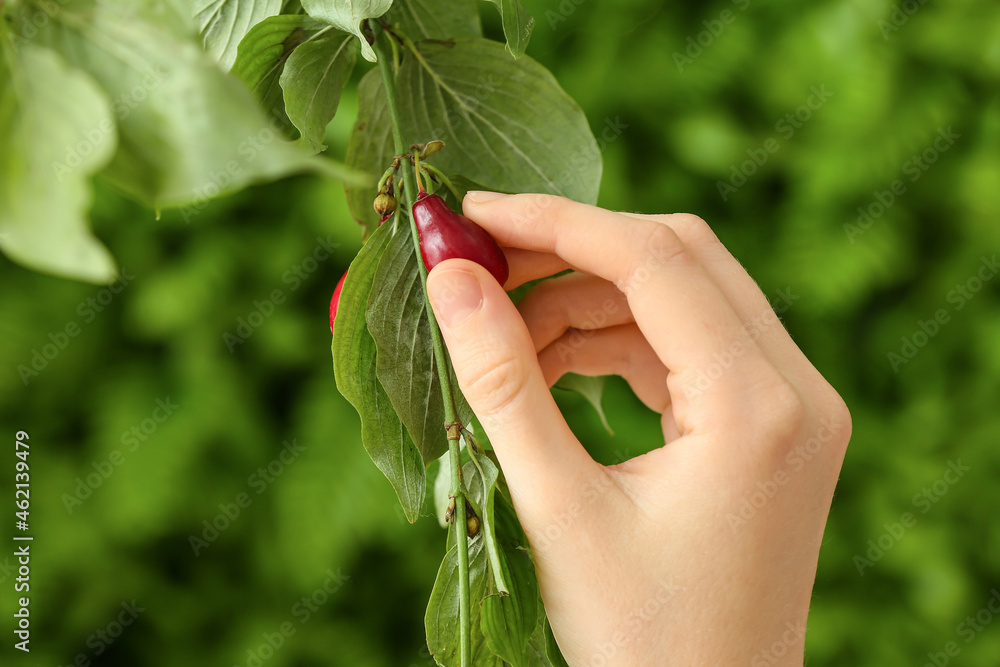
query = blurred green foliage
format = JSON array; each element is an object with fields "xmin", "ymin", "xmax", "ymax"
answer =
[{"xmin": 2, "ymin": 0, "xmax": 999, "ymax": 665}]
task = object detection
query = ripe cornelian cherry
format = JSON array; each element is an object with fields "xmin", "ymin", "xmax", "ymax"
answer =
[
  {"xmin": 412, "ymin": 193, "xmax": 509, "ymax": 285},
  {"xmin": 329, "ymin": 271, "xmax": 348, "ymax": 333}
]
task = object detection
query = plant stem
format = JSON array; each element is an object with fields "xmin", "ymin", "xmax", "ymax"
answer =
[
  {"xmin": 414, "ymin": 150, "xmax": 426, "ymax": 194},
  {"xmin": 421, "ymin": 164, "xmax": 463, "ymax": 201},
  {"xmin": 372, "ymin": 22, "xmax": 472, "ymax": 667}
]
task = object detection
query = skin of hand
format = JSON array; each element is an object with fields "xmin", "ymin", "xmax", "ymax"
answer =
[{"xmin": 424, "ymin": 192, "xmax": 851, "ymax": 667}]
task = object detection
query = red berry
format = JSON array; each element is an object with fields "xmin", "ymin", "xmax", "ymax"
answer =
[
  {"xmin": 412, "ymin": 193, "xmax": 509, "ymax": 285},
  {"xmin": 330, "ymin": 270, "xmax": 348, "ymax": 333}
]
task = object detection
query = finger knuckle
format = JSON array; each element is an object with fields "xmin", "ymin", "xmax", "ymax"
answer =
[
  {"xmin": 517, "ymin": 281, "xmax": 565, "ymax": 334},
  {"xmin": 669, "ymin": 213, "xmax": 720, "ymax": 247},
  {"xmin": 620, "ymin": 222, "xmax": 690, "ymax": 292},
  {"xmin": 637, "ymin": 219, "xmax": 682, "ymax": 253},
  {"xmin": 749, "ymin": 374, "xmax": 853, "ymax": 472},
  {"xmin": 514, "ymin": 193, "xmax": 571, "ymax": 227},
  {"xmin": 752, "ymin": 375, "xmax": 808, "ymax": 447},
  {"xmin": 462, "ymin": 353, "xmax": 531, "ymax": 417},
  {"xmin": 521, "ymin": 275, "xmax": 561, "ymax": 304},
  {"xmin": 817, "ymin": 390, "xmax": 853, "ymax": 452}
]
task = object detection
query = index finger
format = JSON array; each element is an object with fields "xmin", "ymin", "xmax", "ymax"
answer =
[
  {"xmin": 501, "ymin": 247, "xmax": 573, "ymax": 289},
  {"xmin": 463, "ymin": 192, "xmax": 774, "ymax": 392}
]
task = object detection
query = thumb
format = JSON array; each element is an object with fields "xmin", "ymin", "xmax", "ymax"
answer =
[{"xmin": 426, "ymin": 258, "xmax": 596, "ymax": 506}]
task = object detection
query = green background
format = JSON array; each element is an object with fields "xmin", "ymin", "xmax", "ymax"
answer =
[{"xmin": 2, "ymin": 0, "xmax": 1000, "ymax": 665}]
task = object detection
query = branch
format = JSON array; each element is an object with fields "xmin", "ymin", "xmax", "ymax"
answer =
[{"xmin": 371, "ymin": 21, "xmax": 472, "ymax": 667}]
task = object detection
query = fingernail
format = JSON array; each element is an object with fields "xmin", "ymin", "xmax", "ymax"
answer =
[
  {"xmin": 427, "ymin": 269, "xmax": 483, "ymax": 327},
  {"xmin": 466, "ymin": 191, "xmax": 509, "ymax": 204}
]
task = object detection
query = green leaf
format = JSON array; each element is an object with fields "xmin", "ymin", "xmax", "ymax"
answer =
[
  {"xmin": 553, "ymin": 373, "xmax": 612, "ymax": 435},
  {"xmin": 0, "ymin": 43, "xmax": 117, "ymax": 283},
  {"xmin": 346, "ymin": 36, "xmax": 602, "ymax": 229},
  {"xmin": 312, "ymin": 155, "xmax": 375, "ymax": 186},
  {"xmin": 34, "ymin": 0, "xmax": 342, "ymax": 208},
  {"xmin": 426, "ymin": 527, "xmax": 496, "ymax": 666},
  {"xmin": 399, "ymin": 38, "xmax": 600, "ymax": 202},
  {"xmin": 433, "ymin": 451, "xmax": 452, "ymax": 529},
  {"xmin": 365, "ymin": 216, "xmax": 452, "ymax": 466},
  {"xmin": 280, "ymin": 30, "xmax": 355, "ymax": 152},
  {"xmin": 464, "ymin": 420, "xmax": 512, "ymax": 504},
  {"xmin": 433, "ymin": 173, "xmax": 499, "ymax": 214},
  {"xmin": 232, "ymin": 15, "xmax": 327, "ymax": 129},
  {"xmin": 386, "ymin": 0, "xmax": 482, "ymax": 41},
  {"xmin": 463, "ymin": 455, "xmax": 507, "ymax": 596},
  {"xmin": 480, "ymin": 0, "xmax": 534, "ymax": 58},
  {"xmin": 333, "ymin": 221, "xmax": 425, "ymax": 523},
  {"xmin": 524, "ymin": 623, "xmax": 547, "ymax": 664},
  {"xmin": 525, "ymin": 608, "xmax": 569, "ymax": 667},
  {"xmin": 481, "ymin": 495, "xmax": 539, "ymax": 666},
  {"xmin": 543, "ymin": 615, "xmax": 569, "ymax": 667},
  {"xmin": 193, "ymin": 0, "xmax": 282, "ymax": 71},
  {"xmin": 344, "ymin": 67, "xmax": 395, "ymax": 235},
  {"xmin": 300, "ymin": 0, "xmax": 392, "ymax": 62}
]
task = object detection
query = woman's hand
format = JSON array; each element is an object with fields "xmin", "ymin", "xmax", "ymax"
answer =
[{"xmin": 425, "ymin": 192, "xmax": 851, "ymax": 666}]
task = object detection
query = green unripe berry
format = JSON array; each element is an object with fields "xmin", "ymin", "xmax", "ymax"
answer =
[{"xmin": 374, "ymin": 192, "xmax": 397, "ymax": 218}]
